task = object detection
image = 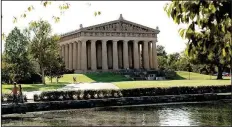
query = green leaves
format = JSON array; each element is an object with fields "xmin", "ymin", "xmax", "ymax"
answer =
[
  {"xmin": 59, "ymin": 3, "xmax": 70, "ymax": 10},
  {"xmin": 209, "ymin": 3, "xmax": 216, "ymax": 13},
  {"xmin": 2, "ymin": 33, "xmax": 6, "ymax": 41},
  {"xmin": 42, "ymin": 1, "xmax": 51, "ymax": 7},
  {"xmin": 3, "ymin": 27, "xmax": 33, "ymax": 83},
  {"xmin": 21, "ymin": 13, "xmax": 27, "ymax": 18},
  {"xmin": 28, "ymin": 5, "xmax": 34, "ymax": 12},
  {"xmin": 13, "ymin": 17, "xmax": 17, "ymax": 23},
  {"xmin": 94, "ymin": 11, "xmax": 101, "ymax": 17},
  {"xmin": 52, "ymin": 16, "xmax": 60, "ymax": 23},
  {"xmin": 178, "ymin": 28, "xmax": 186, "ymax": 39},
  {"xmin": 165, "ymin": 0, "xmax": 232, "ymax": 68}
]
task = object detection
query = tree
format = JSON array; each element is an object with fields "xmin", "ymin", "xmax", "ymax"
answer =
[
  {"xmin": 4, "ymin": 27, "xmax": 33, "ymax": 83},
  {"xmin": 157, "ymin": 56, "xmax": 168, "ymax": 70},
  {"xmin": 167, "ymin": 52, "xmax": 180, "ymax": 70},
  {"xmin": 45, "ymin": 56, "xmax": 66, "ymax": 83},
  {"xmin": 157, "ymin": 45, "xmax": 167, "ymax": 56},
  {"xmin": 26, "ymin": 20, "xmax": 60, "ymax": 84},
  {"xmin": 164, "ymin": 0, "xmax": 232, "ymax": 79}
]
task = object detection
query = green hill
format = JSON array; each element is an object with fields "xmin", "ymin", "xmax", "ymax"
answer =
[{"xmin": 175, "ymin": 71, "xmax": 217, "ymax": 80}]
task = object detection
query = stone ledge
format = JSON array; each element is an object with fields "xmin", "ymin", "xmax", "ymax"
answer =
[{"xmin": 2, "ymin": 93, "xmax": 231, "ymax": 115}]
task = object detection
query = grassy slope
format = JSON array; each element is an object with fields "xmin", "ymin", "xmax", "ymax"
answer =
[
  {"xmin": 2, "ymin": 71, "xmax": 230, "ymax": 93},
  {"xmin": 115, "ymin": 71, "xmax": 230, "ymax": 89}
]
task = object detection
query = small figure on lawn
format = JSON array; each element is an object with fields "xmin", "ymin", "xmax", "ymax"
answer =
[
  {"xmin": 11, "ymin": 82, "xmax": 19, "ymax": 104},
  {"xmin": 73, "ymin": 76, "xmax": 77, "ymax": 84}
]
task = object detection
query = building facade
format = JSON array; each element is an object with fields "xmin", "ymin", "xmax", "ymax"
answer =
[{"xmin": 59, "ymin": 14, "xmax": 160, "ymax": 72}]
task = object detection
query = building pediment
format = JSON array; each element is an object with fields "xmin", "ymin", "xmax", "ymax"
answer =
[
  {"xmin": 82, "ymin": 19, "xmax": 159, "ymax": 34},
  {"xmin": 60, "ymin": 14, "xmax": 159, "ymax": 40}
]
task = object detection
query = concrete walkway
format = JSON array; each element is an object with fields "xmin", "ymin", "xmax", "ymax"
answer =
[{"xmin": 57, "ymin": 82, "xmax": 119, "ymax": 90}]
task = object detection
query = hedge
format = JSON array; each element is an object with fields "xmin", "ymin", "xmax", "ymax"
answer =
[
  {"xmin": 121, "ymin": 85, "xmax": 231, "ymax": 97},
  {"xmin": 2, "ymin": 94, "xmax": 27, "ymax": 103},
  {"xmin": 34, "ymin": 85, "xmax": 231, "ymax": 102},
  {"xmin": 34, "ymin": 89, "xmax": 123, "ymax": 101}
]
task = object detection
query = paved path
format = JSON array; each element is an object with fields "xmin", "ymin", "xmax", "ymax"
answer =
[
  {"xmin": 23, "ymin": 83, "xmax": 119, "ymax": 100},
  {"xmin": 57, "ymin": 82, "xmax": 119, "ymax": 90}
]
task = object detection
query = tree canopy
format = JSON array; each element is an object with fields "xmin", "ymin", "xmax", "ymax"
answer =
[
  {"xmin": 164, "ymin": 0, "xmax": 232, "ymax": 79},
  {"xmin": 3, "ymin": 27, "xmax": 33, "ymax": 83},
  {"xmin": 26, "ymin": 20, "xmax": 61, "ymax": 84}
]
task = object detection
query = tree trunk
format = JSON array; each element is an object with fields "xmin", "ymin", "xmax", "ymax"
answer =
[
  {"xmin": 41, "ymin": 67, "xmax": 45, "ymax": 84},
  {"xmin": 230, "ymin": 60, "xmax": 232, "ymax": 86},
  {"xmin": 50, "ymin": 68, "xmax": 52, "ymax": 83},
  {"xmin": 56, "ymin": 77, "xmax": 59, "ymax": 83},
  {"xmin": 217, "ymin": 65, "xmax": 223, "ymax": 80}
]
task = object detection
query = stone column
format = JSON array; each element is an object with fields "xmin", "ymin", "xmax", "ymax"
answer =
[
  {"xmin": 149, "ymin": 42, "xmax": 153, "ymax": 69},
  {"xmin": 61, "ymin": 45, "xmax": 65, "ymax": 61},
  {"xmin": 91, "ymin": 40, "xmax": 97, "ymax": 70},
  {"xmin": 59, "ymin": 45, "xmax": 62, "ymax": 57},
  {"xmin": 133, "ymin": 40, "xmax": 139, "ymax": 69},
  {"xmin": 73, "ymin": 42, "xmax": 77, "ymax": 70},
  {"xmin": 138, "ymin": 43, "xmax": 141, "ymax": 68},
  {"xmin": 123, "ymin": 40, "xmax": 129, "ymax": 69},
  {"xmin": 102, "ymin": 40, "xmax": 108, "ymax": 70},
  {"xmin": 143, "ymin": 41, "xmax": 149, "ymax": 69},
  {"xmin": 65, "ymin": 44, "xmax": 69, "ymax": 69},
  {"xmin": 81, "ymin": 40, "xmax": 87, "ymax": 70},
  {"xmin": 152, "ymin": 39, "xmax": 158, "ymax": 69},
  {"xmin": 69, "ymin": 43, "xmax": 73, "ymax": 69},
  {"xmin": 77, "ymin": 41, "xmax": 81, "ymax": 70},
  {"xmin": 113, "ymin": 40, "xmax": 118, "ymax": 70}
]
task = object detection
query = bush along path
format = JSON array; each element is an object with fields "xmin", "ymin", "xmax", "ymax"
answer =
[{"xmin": 2, "ymin": 85, "xmax": 231, "ymax": 114}]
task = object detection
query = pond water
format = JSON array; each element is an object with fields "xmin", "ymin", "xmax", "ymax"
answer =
[{"xmin": 2, "ymin": 101, "xmax": 232, "ymax": 126}]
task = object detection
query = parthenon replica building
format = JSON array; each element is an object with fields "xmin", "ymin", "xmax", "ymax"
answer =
[{"xmin": 59, "ymin": 14, "xmax": 160, "ymax": 72}]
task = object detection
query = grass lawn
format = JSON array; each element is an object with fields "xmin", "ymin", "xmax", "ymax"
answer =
[
  {"xmin": 2, "ymin": 71, "xmax": 230, "ymax": 93},
  {"xmin": 2, "ymin": 72, "xmax": 129, "ymax": 93},
  {"xmin": 114, "ymin": 80, "xmax": 230, "ymax": 89}
]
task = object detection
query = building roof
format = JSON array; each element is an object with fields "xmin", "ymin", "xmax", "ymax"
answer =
[{"xmin": 60, "ymin": 14, "xmax": 160, "ymax": 37}]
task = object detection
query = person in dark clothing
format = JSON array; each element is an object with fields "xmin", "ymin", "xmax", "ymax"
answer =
[
  {"xmin": 73, "ymin": 76, "xmax": 77, "ymax": 83},
  {"xmin": 18, "ymin": 84, "xmax": 24, "ymax": 103},
  {"xmin": 11, "ymin": 82, "xmax": 19, "ymax": 104}
]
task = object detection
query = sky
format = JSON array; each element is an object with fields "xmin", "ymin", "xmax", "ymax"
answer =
[{"xmin": 2, "ymin": 1, "xmax": 188, "ymax": 54}]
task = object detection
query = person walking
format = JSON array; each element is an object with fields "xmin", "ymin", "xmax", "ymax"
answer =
[
  {"xmin": 18, "ymin": 84, "xmax": 24, "ymax": 103},
  {"xmin": 11, "ymin": 82, "xmax": 19, "ymax": 104},
  {"xmin": 73, "ymin": 76, "xmax": 77, "ymax": 83}
]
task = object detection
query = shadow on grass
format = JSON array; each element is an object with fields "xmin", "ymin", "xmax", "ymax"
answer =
[
  {"xmin": 173, "ymin": 74, "xmax": 186, "ymax": 80},
  {"xmin": 85, "ymin": 72, "xmax": 132, "ymax": 82}
]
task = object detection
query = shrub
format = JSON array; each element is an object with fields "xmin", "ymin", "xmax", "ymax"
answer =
[
  {"xmin": 65, "ymin": 69, "xmax": 75, "ymax": 74},
  {"xmin": 35, "ymin": 89, "xmax": 123, "ymax": 101},
  {"xmin": 2, "ymin": 94, "xmax": 27, "ymax": 103},
  {"xmin": 34, "ymin": 85, "xmax": 230, "ymax": 102},
  {"xmin": 120, "ymin": 85, "xmax": 230, "ymax": 97},
  {"xmin": 18, "ymin": 73, "xmax": 42, "ymax": 84},
  {"xmin": 163, "ymin": 69, "xmax": 177, "ymax": 79}
]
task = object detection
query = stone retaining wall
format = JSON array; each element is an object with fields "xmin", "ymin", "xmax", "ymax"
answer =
[{"xmin": 2, "ymin": 93, "xmax": 231, "ymax": 114}]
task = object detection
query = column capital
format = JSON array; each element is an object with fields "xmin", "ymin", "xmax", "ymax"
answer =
[
  {"xmin": 133, "ymin": 40, "xmax": 139, "ymax": 43},
  {"xmin": 112, "ymin": 40, "xmax": 118, "ymax": 43},
  {"xmin": 143, "ymin": 40, "xmax": 151, "ymax": 43},
  {"xmin": 91, "ymin": 40, "xmax": 97, "ymax": 43},
  {"xmin": 153, "ymin": 38, "xmax": 158, "ymax": 42},
  {"xmin": 102, "ymin": 40, "xmax": 108, "ymax": 43},
  {"xmin": 122, "ymin": 40, "xmax": 130, "ymax": 42},
  {"xmin": 79, "ymin": 39, "xmax": 87, "ymax": 42}
]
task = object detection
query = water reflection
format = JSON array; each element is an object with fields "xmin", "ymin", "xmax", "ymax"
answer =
[{"xmin": 2, "ymin": 102, "xmax": 232, "ymax": 126}]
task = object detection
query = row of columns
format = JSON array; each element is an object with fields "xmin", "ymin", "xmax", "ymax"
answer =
[{"xmin": 60, "ymin": 39, "xmax": 158, "ymax": 71}]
